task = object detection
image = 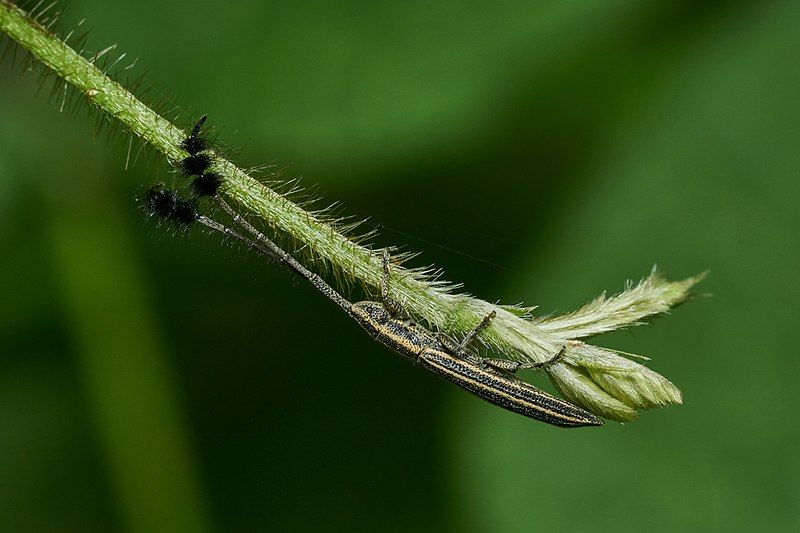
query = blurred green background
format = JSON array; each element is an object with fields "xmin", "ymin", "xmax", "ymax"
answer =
[{"xmin": 1, "ymin": 0, "xmax": 798, "ymax": 531}]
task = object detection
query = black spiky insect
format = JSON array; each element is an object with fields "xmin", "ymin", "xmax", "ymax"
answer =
[
  {"xmin": 179, "ymin": 115, "xmax": 224, "ymax": 198},
  {"xmin": 142, "ymin": 183, "xmax": 198, "ymax": 226},
  {"xmin": 181, "ymin": 115, "xmax": 209, "ymax": 154}
]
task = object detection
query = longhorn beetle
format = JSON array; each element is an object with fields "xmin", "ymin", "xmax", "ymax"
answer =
[{"xmin": 144, "ymin": 117, "xmax": 604, "ymax": 428}]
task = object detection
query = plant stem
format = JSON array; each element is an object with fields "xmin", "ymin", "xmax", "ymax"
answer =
[
  {"xmin": 1, "ymin": 0, "xmax": 703, "ymax": 421},
  {"xmin": 0, "ymin": 0, "xmax": 556, "ymax": 359}
]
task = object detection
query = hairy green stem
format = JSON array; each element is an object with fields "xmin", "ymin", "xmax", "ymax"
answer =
[
  {"xmin": 0, "ymin": 0, "xmax": 555, "ymax": 358},
  {"xmin": 1, "ymin": 0, "xmax": 703, "ymax": 421}
]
